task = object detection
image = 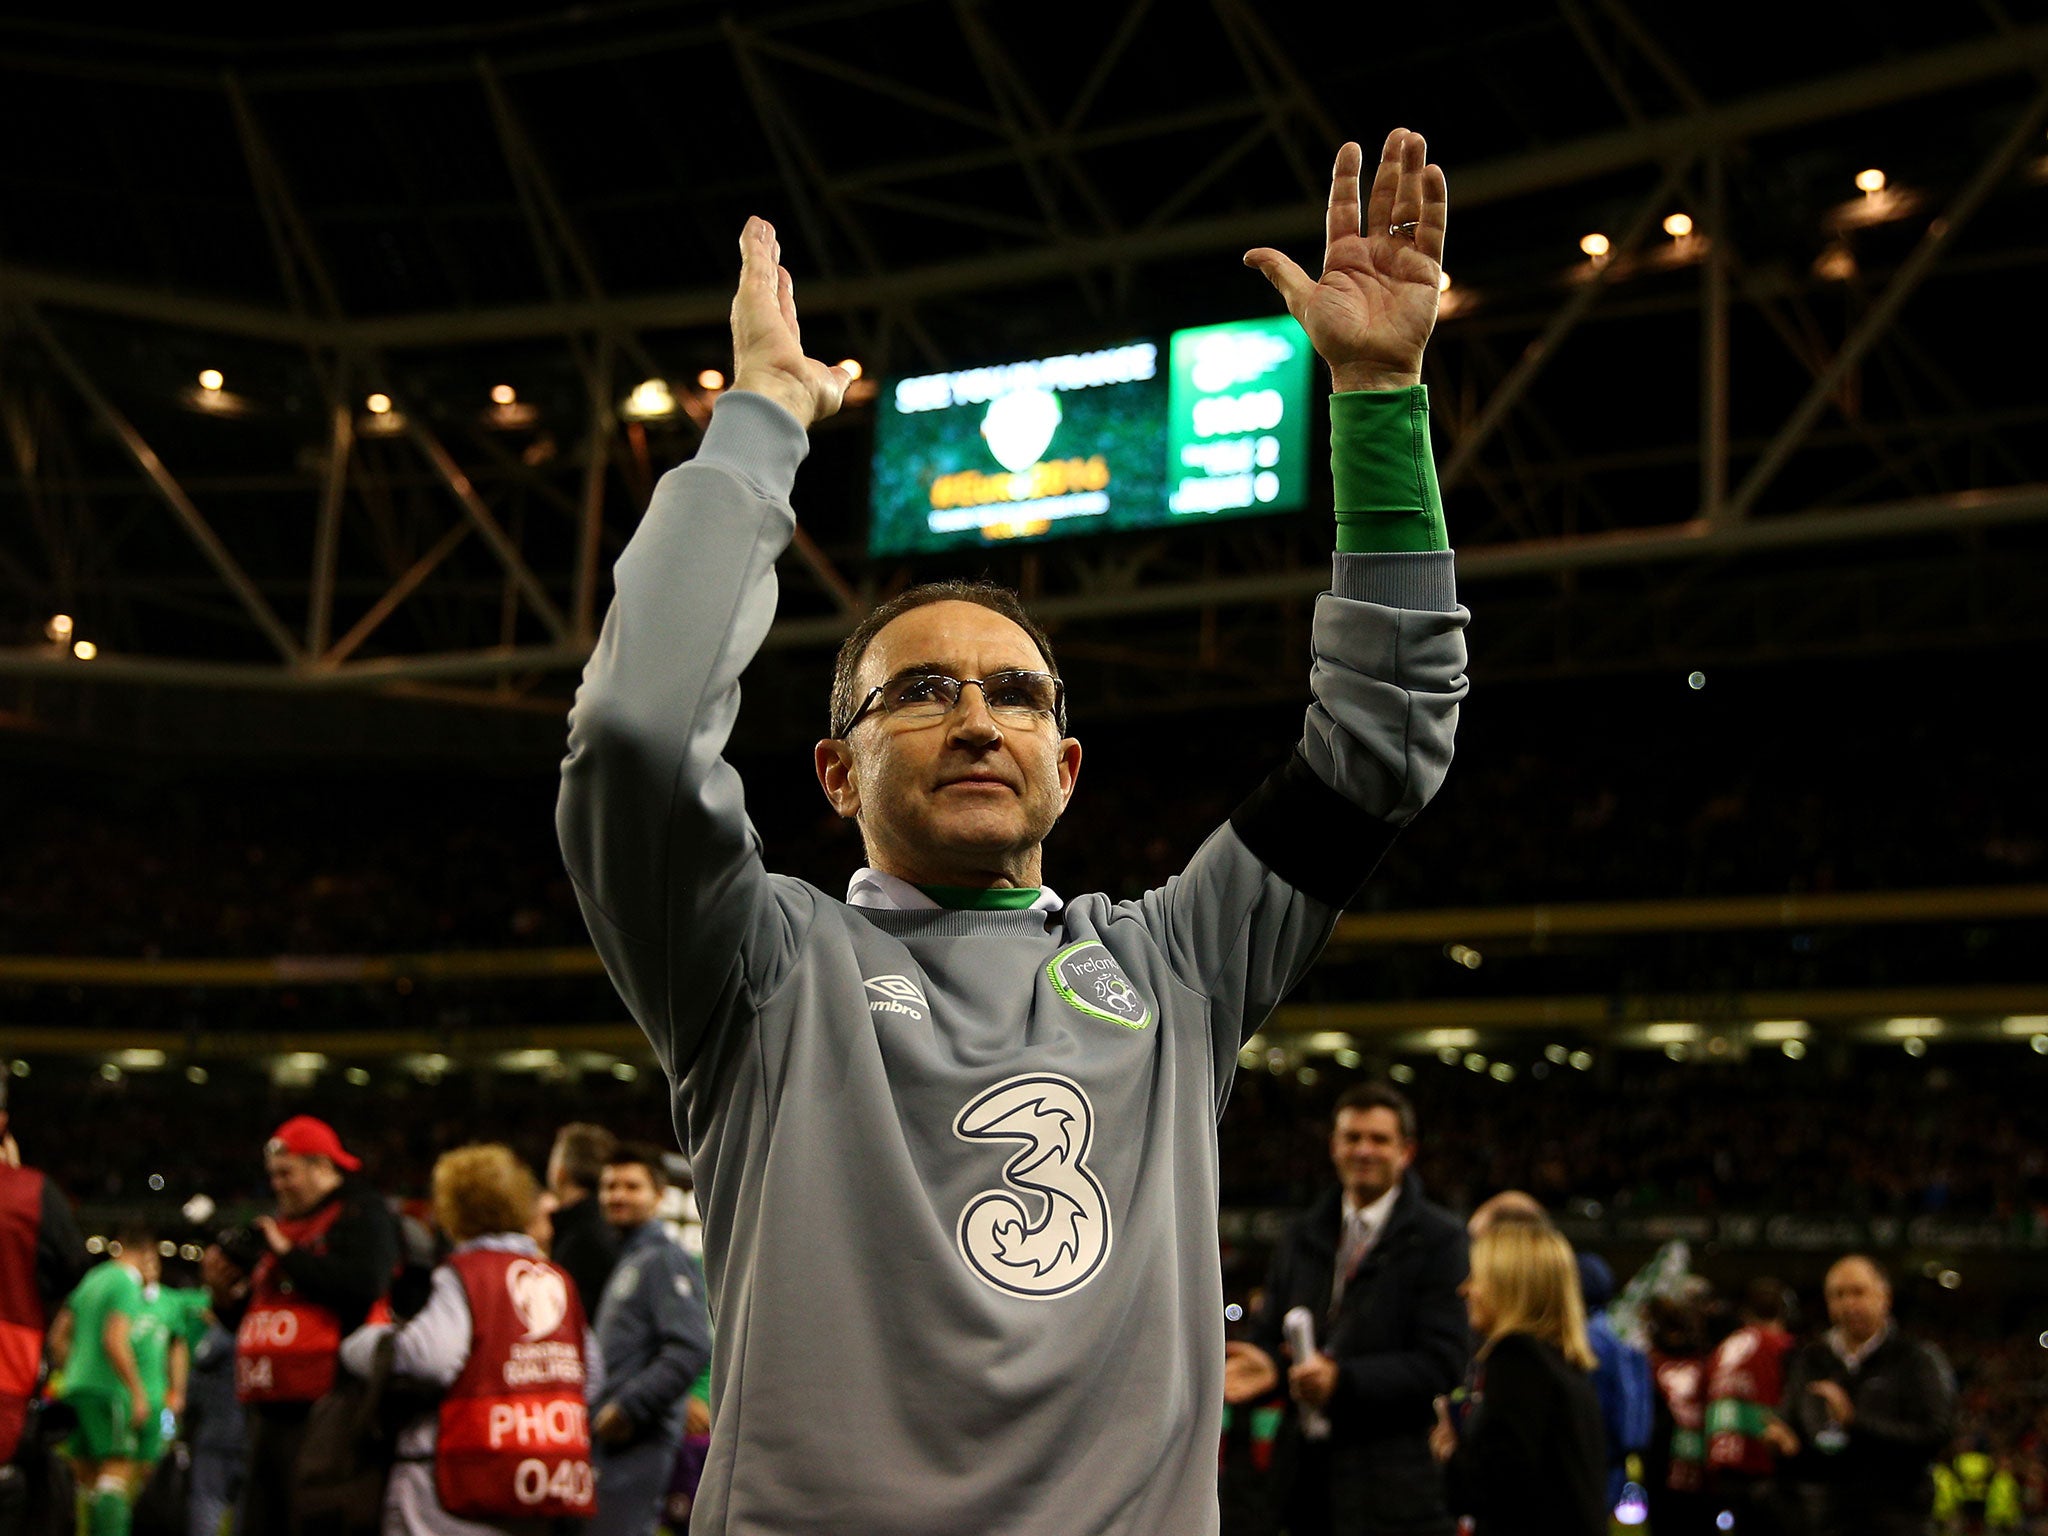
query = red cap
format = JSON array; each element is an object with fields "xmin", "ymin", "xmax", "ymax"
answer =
[{"xmin": 267, "ymin": 1115, "xmax": 361, "ymax": 1172}]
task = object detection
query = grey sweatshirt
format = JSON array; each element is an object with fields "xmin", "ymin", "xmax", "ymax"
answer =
[{"xmin": 557, "ymin": 390, "xmax": 1469, "ymax": 1535}]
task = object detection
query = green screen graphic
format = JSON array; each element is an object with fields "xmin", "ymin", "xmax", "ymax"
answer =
[
  {"xmin": 868, "ymin": 318, "xmax": 1312, "ymax": 557},
  {"xmin": 1166, "ymin": 315, "xmax": 1314, "ymax": 523}
]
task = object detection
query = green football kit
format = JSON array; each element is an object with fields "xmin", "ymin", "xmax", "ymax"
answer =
[{"xmin": 61, "ymin": 1259, "xmax": 146, "ymax": 1463}]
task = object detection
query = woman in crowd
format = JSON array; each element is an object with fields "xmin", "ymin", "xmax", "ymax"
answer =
[
  {"xmin": 342, "ymin": 1144, "xmax": 604, "ymax": 1535},
  {"xmin": 1431, "ymin": 1218, "xmax": 1607, "ymax": 1535}
]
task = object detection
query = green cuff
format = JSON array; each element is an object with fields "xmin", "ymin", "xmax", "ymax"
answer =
[{"xmin": 1331, "ymin": 386, "xmax": 1447, "ymax": 554}]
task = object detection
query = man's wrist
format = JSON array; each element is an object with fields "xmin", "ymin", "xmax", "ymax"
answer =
[{"xmin": 730, "ymin": 374, "xmax": 814, "ymax": 431}]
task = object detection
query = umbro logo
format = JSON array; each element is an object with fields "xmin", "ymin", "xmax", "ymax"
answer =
[{"xmin": 865, "ymin": 974, "xmax": 928, "ymax": 1019}]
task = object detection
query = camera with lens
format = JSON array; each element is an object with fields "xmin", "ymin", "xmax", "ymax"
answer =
[{"xmin": 214, "ymin": 1223, "xmax": 268, "ymax": 1273}]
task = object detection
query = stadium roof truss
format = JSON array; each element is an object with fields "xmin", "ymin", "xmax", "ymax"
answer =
[{"xmin": 1, "ymin": 0, "xmax": 2046, "ymax": 738}]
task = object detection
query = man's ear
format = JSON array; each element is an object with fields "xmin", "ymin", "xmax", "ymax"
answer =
[
  {"xmin": 814, "ymin": 739, "xmax": 861, "ymax": 820},
  {"xmin": 1056, "ymin": 736, "xmax": 1083, "ymax": 809}
]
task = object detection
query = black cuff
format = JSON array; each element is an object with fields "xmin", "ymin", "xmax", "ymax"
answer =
[{"xmin": 1228, "ymin": 750, "xmax": 1400, "ymax": 908}]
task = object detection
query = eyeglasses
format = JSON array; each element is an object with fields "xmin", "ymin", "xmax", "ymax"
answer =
[{"xmin": 834, "ymin": 668, "xmax": 1066, "ymax": 740}]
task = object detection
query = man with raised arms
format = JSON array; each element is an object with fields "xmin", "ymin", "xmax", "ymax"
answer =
[{"xmin": 558, "ymin": 128, "xmax": 1466, "ymax": 1535}]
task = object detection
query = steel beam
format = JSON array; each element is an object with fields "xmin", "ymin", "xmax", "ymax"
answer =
[
  {"xmin": 1439, "ymin": 166, "xmax": 1685, "ymax": 491},
  {"xmin": 321, "ymin": 517, "xmax": 472, "ymax": 667},
  {"xmin": 1717, "ymin": 83, "xmax": 2048, "ymax": 522},
  {"xmin": 18, "ymin": 307, "xmax": 302, "ymax": 662},
  {"xmin": 8, "ymin": 26, "xmax": 2046, "ymax": 348},
  {"xmin": 401, "ymin": 417, "xmax": 573, "ymax": 644},
  {"xmin": 307, "ymin": 402, "xmax": 352, "ymax": 654}
]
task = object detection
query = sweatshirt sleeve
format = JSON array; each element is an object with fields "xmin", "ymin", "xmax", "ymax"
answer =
[
  {"xmin": 1126, "ymin": 385, "xmax": 1468, "ymax": 1062},
  {"xmin": 557, "ymin": 391, "xmax": 821, "ymax": 1084}
]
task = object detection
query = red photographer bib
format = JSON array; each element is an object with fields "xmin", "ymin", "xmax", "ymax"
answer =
[
  {"xmin": 436, "ymin": 1248, "xmax": 595, "ymax": 1520},
  {"xmin": 235, "ymin": 1198, "xmax": 365, "ymax": 1403}
]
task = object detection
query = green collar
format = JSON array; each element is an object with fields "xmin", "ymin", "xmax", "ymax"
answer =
[{"xmin": 916, "ymin": 884, "xmax": 1043, "ymax": 911}]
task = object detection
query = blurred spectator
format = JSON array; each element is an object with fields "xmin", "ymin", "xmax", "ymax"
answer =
[
  {"xmin": 1705, "ymin": 1277, "xmax": 1795, "ymax": 1532},
  {"xmin": 1578, "ymin": 1252, "xmax": 1653, "ymax": 1514},
  {"xmin": 201, "ymin": 1117, "xmax": 397, "ymax": 1536},
  {"xmin": 181, "ymin": 1313, "xmax": 244, "ymax": 1536},
  {"xmin": 1434, "ymin": 1219, "xmax": 1606, "ymax": 1535},
  {"xmin": 545, "ymin": 1123, "xmax": 620, "ymax": 1321},
  {"xmin": 1773, "ymin": 1255, "xmax": 1957, "ymax": 1536},
  {"xmin": 587, "ymin": 1145, "xmax": 709, "ymax": 1536},
  {"xmin": 1226, "ymin": 1083, "xmax": 1467, "ymax": 1536},
  {"xmin": 1646, "ymin": 1282, "xmax": 1716, "ymax": 1536},
  {"xmin": 339, "ymin": 1143, "xmax": 602, "ymax": 1535},
  {"xmin": 0, "ymin": 1071, "xmax": 88, "ymax": 1529}
]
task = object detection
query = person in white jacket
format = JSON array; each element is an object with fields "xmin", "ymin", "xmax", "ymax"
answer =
[{"xmin": 342, "ymin": 1145, "xmax": 606, "ymax": 1536}]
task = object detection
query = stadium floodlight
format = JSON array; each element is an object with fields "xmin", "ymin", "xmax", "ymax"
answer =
[
  {"xmin": 1579, "ymin": 231, "xmax": 1610, "ymax": 258},
  {"xmin": 1437, "ymin": 270, "xmax": 1452, "ymax": 293},
  {"xmin": 184, "ymin": 1065, "xmax": 207, "ymax": 1084},
  {"xmin": 1752, "ymin": 1020, "xmax": 1809, "ymax": 1041},
  {"xmin": 1882, "ymin": 1016, "xmax": 1943, "ymax": 1037},
  {"xmin": 1855, "ymin": 167, "xmax": 1886, "ymax": 194},
  {"xmin": 198, "ymin": 369, "xmax": 224, "ymax": 392},
  {"xmin": 490, "ymin": 384, "xmax": 516, "ymax": 406},
  {"xmin": 114, "ymin": 1049, "xmax": 166, "ymax": 1069},
  {"xmin": 72, "ymin": 640, "xmax": 98, "ymax": 660},
  {"xmin": 365, "ymin": 392, "xmax": 392, "ymax": 415},
  {"xmin": 838, "ymin": 358, "xmax": 863, "ymax": 381},
  {"xmin": 623, "ymin": 378, "xmax": 677, "ymax": 420},
  {"xmin": 1999, "ymin": 1015, "xmax": 2048, "ymax": 1034},
  {"xmin": 44, "ymin": 614, "xmax": 73, "ymax": 642},
  {"xmin": 1781, "ymin": 1039, "xmax": 1808, "ymax": 1060},
  {"xmin": 1644, "ymin": 1022, "xmax": 1699, "ymax": 1043},
  {"xmin": 1663, "ymin": 212, "xmax": 1694, "ymax": 238},
  {"xmin": 1423, "ymin": 1028, "xmax": 1478, "ymax": 1049},
  {"xmin": 1305, "ymin": 1032, "xmax": 1353, "ymax": 1053},
  {"xmin": 697, "ymin": 369, "xmax": 725, "ymax": 391}
]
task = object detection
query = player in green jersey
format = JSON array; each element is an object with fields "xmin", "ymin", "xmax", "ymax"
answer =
[
  {"xmin": 128, "ymin": 1280, "xmax": 198, "ymax": 1485},
  {"xmin": 50, "ymin": 1228, "xmax": 158, "ymax": 1536}
]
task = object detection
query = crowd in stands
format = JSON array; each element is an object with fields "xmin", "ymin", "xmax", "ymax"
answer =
[
  {"xmin": 21, "ymin": 1047, "xmax": 2045, "ymax": 1233},
  {"xmin": 1220, "ymin": 1052, "xmax": 2048, "ymax": 1220},
  {"xmin": 4, "ymin": 652, "xmax": 2040, "ymax": 962}
]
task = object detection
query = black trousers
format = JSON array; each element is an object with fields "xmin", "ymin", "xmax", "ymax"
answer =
[
  {"xmin": 1283, "ymin": 1433, "xmax": 1456, "ymax": 1536},
  {"xmin": 238, "ymin": 1405, "xmax": 311, "ymax": 1536}
]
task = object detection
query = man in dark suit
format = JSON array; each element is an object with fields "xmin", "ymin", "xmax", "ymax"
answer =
[
  {"xmin": 1227, "ymin": 1082, "xmax": 1470, "ymax": 1536},
  {"xmin": 547, "ymin": 1122, "xmax": 623, "ymax": 1318}
]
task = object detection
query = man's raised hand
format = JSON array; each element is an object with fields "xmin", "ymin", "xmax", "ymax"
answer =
[
  {"xmin": 729, "ymin": 216, "xmax": 855, "ymax": 431},
  {"xmin": 1244, "ymin": 130, "xmax": 1447, "ymax": 393}
]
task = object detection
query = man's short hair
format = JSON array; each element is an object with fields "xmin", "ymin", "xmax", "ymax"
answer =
[
  {"xmin": 828, "ymin": 580, "xmax": 1061, "ymax": 739},
  {"xmin": 551, "ymin": 1122, "xmax": 617, "ymax": 1194},
  {"xmin": 604, "ymin": 1141, "xmax": 670, "ymax": 1190},
  {"xmin": 1828, "ymin": 1252, "xmax": 1890, "ymax": 1291},
  {"xmin": 1333, "ymin": 1081, "xmax": 1418, "ymax": 1143},
  {"xmin": 1743, "ymin": 1276, "xmax": 1788, "ymax": 1322}
]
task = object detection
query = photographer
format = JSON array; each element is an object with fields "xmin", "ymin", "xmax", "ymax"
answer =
[
  {"xmin": 202, "ymin": 1116, "xmax": 397, "ymax": 1535},
  {"xmin": 0, "ymin": 1076, "xmax": 89, "ymax": 1536}
]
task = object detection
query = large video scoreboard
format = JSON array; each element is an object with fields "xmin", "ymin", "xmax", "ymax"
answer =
[{"xmin": 868, "ymin": 315, "xmax": 1314, "ymax": 557}]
